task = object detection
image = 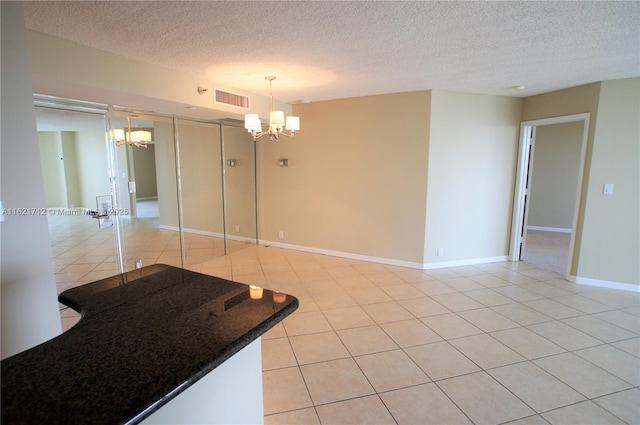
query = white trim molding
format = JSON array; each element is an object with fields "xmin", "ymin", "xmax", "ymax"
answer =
[
  {"xmin": 158, "ymin": 225, "xmax": 256, "ymax": 244},
  {"xmin": 260, "ymin": 240, "xmax": 511, "ymax": 271},
  {"xmin": 422, "ymin": 256, "xmax": 509, "ymax": 270},
  {"xmin": 569, "ymin": 275, "xmax": 640, "ymax": 293},
  {"xmin": 526, "ymin": 226, "xmax": 572, "ymax": 233},
  {"xmin": 259, "ymin": 239, "xmax": 425, "ymax": 269},
  {"xmin": 160, "ymin": 225, "xmax": 223, "ymax": 239}
]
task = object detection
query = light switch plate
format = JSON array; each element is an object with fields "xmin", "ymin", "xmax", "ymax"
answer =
[{"xmin": 603, "ymin": 183, "xmax": 614, "ymax": 195}]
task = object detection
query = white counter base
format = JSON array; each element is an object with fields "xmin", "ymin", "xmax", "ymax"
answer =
[{"xmin": 142, "ymin": 338, "xmax": 263, "ymax": 424}]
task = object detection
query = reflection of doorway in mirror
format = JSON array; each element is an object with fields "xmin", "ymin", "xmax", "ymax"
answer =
[
  {"xmin": 131, "ymin": 143, "xmax": 159, "ymax": 218},
  {"xmin": 34, "ymin": 103, "xmax": 120, "ymax": 296}
]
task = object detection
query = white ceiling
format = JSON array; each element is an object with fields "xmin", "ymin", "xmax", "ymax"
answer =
[{"xmin": 23, "ymin": 1, "xmax": 640, "ymax": 104}]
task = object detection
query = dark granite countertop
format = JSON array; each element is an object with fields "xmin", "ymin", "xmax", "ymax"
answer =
[{"xmin": 1, "ymin": 264, "xmax": 298, "ymax": 424}]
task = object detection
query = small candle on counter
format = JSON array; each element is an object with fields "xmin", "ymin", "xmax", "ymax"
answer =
[
  {"xmin": 273, "ymin": 292, "xmax": 286, "ymax": 304},
  {"xmin": 249, "ymin": 285, "xmax": 263, "ymax": 300}
]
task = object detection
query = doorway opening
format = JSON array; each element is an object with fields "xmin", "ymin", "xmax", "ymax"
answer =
[
  {"xmin": 509, "ymin": 113, "xmax": 590, "ymax": 278},
  {"xmin": 131, "ymin": 129, "xmax": 159, "ymax": 218}
]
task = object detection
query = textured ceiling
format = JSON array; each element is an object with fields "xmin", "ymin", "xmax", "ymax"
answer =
[{"xmin": 23, "ymin": 1, "xmax": 640, "ymax": 103}]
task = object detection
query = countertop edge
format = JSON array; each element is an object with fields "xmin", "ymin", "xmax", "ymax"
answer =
[{"xmin": 129, "ymin": 296, "xmax": 299, "ymax": 424}]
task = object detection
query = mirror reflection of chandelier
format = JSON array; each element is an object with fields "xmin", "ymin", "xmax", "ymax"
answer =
[
  {"xmin": 111, "ymin": 117, "xmax": 151, "ymax": 148},
  {"xmin": 244, "ymin": 76, "xmax": 300, "ymax": 141}
]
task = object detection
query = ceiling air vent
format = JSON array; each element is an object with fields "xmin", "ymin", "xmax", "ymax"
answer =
[{"xmin": 214, "ymin": 89, "xmax": 249, "ymax": 110}]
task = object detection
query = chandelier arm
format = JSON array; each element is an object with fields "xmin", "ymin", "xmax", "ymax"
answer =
[
  {"xmin": 275, "ymin": 131, "xmax": 295, "ymax": 139},
  {"xmin": 251, "ymin": 130, "xmax": 271, "ymax": 141}
]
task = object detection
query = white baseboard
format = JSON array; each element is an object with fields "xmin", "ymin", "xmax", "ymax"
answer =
[
  {"xmin": 158, "ymin": 225, "xmax": 256, "ymax": 244},
  {"xmin": 159, "ymin": 225, "xmax": 223, "ymax": 238},
  {"xmin": 259, "ymin": 240, "xmax": 425, "ymax": 269},
  {"xmin": 226, "ymin": 234, "xmax": 258, "ymax": 244},
  {"xmin": 422, "ymin": 256, "xmax": 509, "ymax": 270},
  {"xmin": 526, "ymin": 226, "xmax": 572, "ymax": 233},
  {"xmin": 259, "ymin": 240, "xmax": 512, "ymax": 271},
  {"xmin": 568, "ymin": 275, "xmax": 640, "ymax": 293}
]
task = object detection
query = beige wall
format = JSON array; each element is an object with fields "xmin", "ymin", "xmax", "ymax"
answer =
[
  {"xmin": 1, "ymin": 1, "xmax": 61, "ymax": 358},
  {"xmin": 61, "ymin": 132, "xmax": 82, "ymax": 208},
  {"xmin": 38, "ymin": 129, "xmax": 108, "ymax": 209},
  {"xmin": 579, "ymin": 78, "xmax": 639, "ymax": 285},
  {"xmin": 154, "ymin": 121, "xmax": 179, "ymax": 228},
  {"xmin": 154, "ymin": 121, "xmax": 254, "ymax": 242},
  {"xmin": 425, "ymin": 91, "xmax": 522, "ymax": 264},
  {"xmin": 222, "ymin": 125, "xmax": 257, "ymax": 240},
  {"xmin": 38, "ymin": 131, "xmax": 67, "ymax": 207},
  {"xmin": 74, "ymin": 129, "xmax": 110, "ymax": 208},
  {"xmin": 258, "ymin": 91, "xmax": 430, "ymax": 264},
  {"xmin": 175, "ymin": 120, "xmax": 224, "ymax": 234},
  {"xmin": 528, "ymin": 122, "xmax": 583, "ymax": 229},
  {"xmin": 132, "ymin": 144, "xmax": 158, "ymax": 200}
]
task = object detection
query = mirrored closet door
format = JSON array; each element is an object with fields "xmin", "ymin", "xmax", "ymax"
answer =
[{"xmin": 36, "ymin": 97, "xmax": 259, "ymax": 294}]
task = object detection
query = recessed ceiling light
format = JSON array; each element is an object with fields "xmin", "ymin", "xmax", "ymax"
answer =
[
  {"xmin": 186, "ymin": 106, "xmax": 197, "ymax": 110},
  {"xmin": 512, "ymin": 85, "xmax": 526, "ymax": 90}
]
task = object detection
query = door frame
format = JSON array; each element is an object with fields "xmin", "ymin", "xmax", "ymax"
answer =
[
  {"xmin": 509, "ymin": 113, "xmax": 590, "ymax": 278},
  {"xmin": 518, "ymin": 125, "xmax": 536, "ymax": 262}
]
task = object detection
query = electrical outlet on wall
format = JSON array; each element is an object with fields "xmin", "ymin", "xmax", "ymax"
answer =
[
  {"xmin": 437, "ymin": 247, "xmax": 444, "ymax": 257},
  {"xmin": 235, "ymin": 224, "xmax": 240, "ymax": 232},
  {"xmin": 278, "ymin": 231, "xmax": 284, "ymax": 239}
]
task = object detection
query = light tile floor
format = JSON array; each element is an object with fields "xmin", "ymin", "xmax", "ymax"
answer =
[
  {"xmin": 523, "ymin": 230, "xmax": 571, "ymax": 276},
  {"xmin": 253, "ymin": 251, "xmax": 639, "ymax": 425},
  {"xmin": 51, "ymin": 216, "xmax": 640, "ymax": 424}
]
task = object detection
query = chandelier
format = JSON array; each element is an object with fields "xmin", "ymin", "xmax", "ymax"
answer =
[
  {"xmin": 244, "ymin": 76, "xmax": 300, "ymax": 141},
  {"xmin": 111, "ymin": 117, "xmax": 151, "ymax": 148}
]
